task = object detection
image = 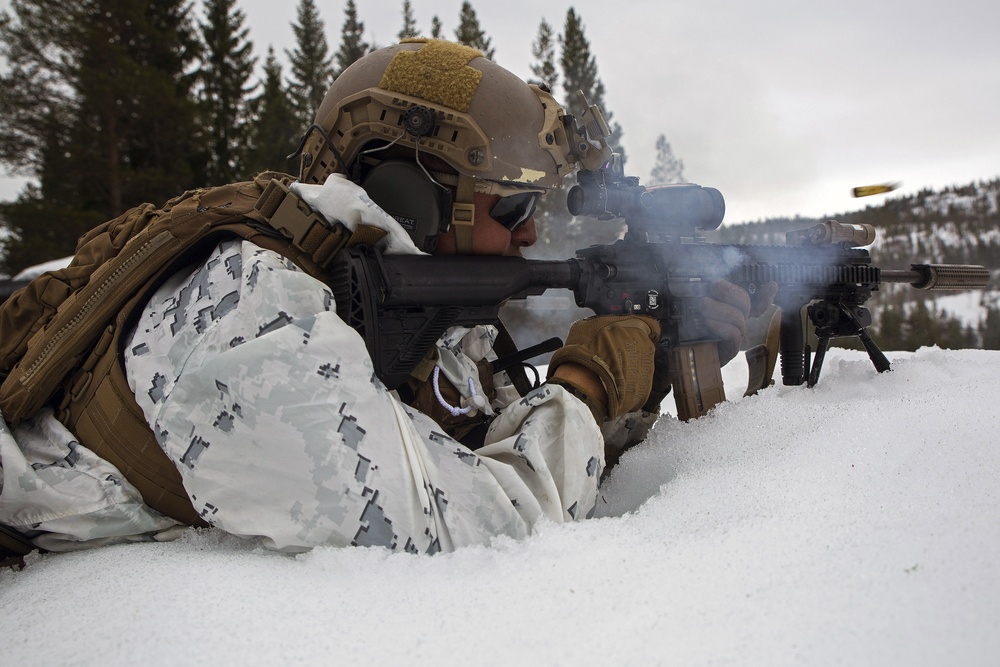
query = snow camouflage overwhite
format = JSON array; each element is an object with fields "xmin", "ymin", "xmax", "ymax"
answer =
[
  {"xmin": 125, "ymin": 239, "xmax": 604, "ymax": 552},
  {"xmin": 0, "ymin": 176, "xmax": 606, "ymax": 553}
]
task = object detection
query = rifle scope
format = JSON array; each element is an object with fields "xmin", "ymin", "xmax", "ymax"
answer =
[
  {"xmin": 633, "ymin": 184, "xmax": 726, "ymax": 232},
  {"xmin": 568, "ymin": 179, "xmax": 725, "ymax": 231}
]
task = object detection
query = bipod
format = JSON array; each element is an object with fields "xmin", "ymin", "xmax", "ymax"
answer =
[{"xmin": 806, "ymin": 301, "xmax": 891, "ymax": 387}]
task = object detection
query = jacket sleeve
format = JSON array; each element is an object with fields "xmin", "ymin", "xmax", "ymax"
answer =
[{"xmin": 125, "ymin": 240, "xmax": 604, "ymax": 553}]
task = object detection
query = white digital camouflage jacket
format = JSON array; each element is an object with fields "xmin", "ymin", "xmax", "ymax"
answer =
[{"xmin": 0, "ymin": 176, "xmax": 607, "ymax": 554}]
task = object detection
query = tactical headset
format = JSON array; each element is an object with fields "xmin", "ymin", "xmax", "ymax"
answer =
[
  {"xmin": 359, "ymin": 157, "xmax": 453, "ymax": 254},
  {"xmin": 355, "ymin": 137, "xmax": 544, "ymax": 254}
]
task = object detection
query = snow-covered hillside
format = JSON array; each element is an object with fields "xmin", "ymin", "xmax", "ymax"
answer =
[{"xmin": 2, "ymin": 347, "xmax": 997, "ymax": 666}]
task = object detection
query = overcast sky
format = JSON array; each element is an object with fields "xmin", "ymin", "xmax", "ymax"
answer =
[{"xmin": 2, "ymin": 0, "xmax": 998, "ymax": 224}]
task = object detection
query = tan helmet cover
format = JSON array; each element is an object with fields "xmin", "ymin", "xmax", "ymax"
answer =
[{"xmin": 299, "ymin": 39, "xmax": 576, "ymax": 189}]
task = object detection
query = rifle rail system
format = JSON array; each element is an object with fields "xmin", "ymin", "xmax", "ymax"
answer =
[{"xmin": 331, "ymin": 207, "xmax": 989, "ymax": 420}]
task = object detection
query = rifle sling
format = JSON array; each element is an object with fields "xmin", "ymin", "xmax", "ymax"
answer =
[{"xmin": 492, "ymin": 321, "xmax": 541, "ymax": 397}]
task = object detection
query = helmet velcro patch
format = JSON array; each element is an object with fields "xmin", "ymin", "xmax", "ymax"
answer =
[{"xmin": 380, "ymin": 39, "xmax": 483, "ymax": 113}]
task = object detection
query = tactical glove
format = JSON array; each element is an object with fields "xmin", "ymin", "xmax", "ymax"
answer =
[{"xmin": 547, "ymin": 315, "xmax": 660, "ymax": 421}]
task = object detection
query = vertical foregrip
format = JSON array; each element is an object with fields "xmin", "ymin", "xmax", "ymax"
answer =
[{"xmin": 779, "ymin": 305, "xmax": 807, "ymax": 386}]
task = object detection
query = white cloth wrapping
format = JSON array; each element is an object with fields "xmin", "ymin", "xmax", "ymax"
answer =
[{"xmin": 291, "ymin": 174, "xmax": 426, "ymax": 256}]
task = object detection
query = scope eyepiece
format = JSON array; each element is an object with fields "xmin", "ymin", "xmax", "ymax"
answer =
[{"xmin": 567, "ymin": 181, "xmax": 651, "ymax": 218}]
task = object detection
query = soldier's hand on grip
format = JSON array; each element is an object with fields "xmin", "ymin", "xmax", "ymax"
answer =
[
  {"xmin": 547, "ymin": 315, "xmax": 660, "ymax": 421},
  {"xmin": 699, "ymin": 280, "xmax": 778, "ymax": 365}
]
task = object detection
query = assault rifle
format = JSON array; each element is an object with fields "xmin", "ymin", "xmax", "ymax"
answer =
[
  {"xmin": 330, "ymin": 184, "xmax": 989, "ymax": 420},
  {"xmin": 329, "ymin": 95, "xmax": 990, "ymax": 420}
]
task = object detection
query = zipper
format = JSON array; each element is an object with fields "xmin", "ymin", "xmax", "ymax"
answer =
[{"xmin": 19, "ymin": 231, "xmax": 176, "ymax": 388}]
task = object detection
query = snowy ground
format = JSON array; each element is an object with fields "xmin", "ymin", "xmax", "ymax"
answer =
[{"xmin": 2, "ymin": 347, "xmax": 998, "ymax": 666}]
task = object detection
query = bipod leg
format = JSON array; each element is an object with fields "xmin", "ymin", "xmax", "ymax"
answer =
[
  {"xmin": 835, "ymin": 303, "xmax": 891, "ymax": 374},
  {"xmin": 857, "ymin": 327, "xmax": 891, "ymax": 373},
  {"xmin": 808, "ymin": 336, "xmax": 830, "ymax": 387}
]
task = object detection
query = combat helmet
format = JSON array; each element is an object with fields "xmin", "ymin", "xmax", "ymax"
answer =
[{"xmin": 295, "ymin": 39, "xmax": 580, "ymax": 252}]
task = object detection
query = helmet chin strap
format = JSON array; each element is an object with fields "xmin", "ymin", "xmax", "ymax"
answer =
[{"xmin": 451, "ymin": 174, "xmax": 476, "ymax": 254}]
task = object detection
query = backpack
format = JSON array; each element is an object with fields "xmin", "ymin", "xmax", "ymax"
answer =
[
  {"xmin": 0, "ymin": 172, "xmax": 386, "ymax": 530},
  {"xmin": 0, "ymin": 524, "xmax": 33, "ymax": 568}
]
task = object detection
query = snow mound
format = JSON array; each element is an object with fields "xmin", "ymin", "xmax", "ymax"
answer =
[{"xmin": 2, "ymin": 348, "xmax": 998, "ymax": 666}]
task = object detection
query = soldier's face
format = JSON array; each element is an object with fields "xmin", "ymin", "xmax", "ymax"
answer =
[{"xmin": 434, "ymin": 192, "xmax": 538, "ymax": 257}]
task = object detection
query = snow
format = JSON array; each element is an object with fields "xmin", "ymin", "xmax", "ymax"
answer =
[
  {"xmin": 931, "ymin": 289, "xmax": 990, "ymax": 328},
  {"xmin": 11, "ymin": 255, "xmax": 72, "ymax": 281},
  {"xmin": 2, "ymin": 347, "xmax": 999, "ymax": 666}
]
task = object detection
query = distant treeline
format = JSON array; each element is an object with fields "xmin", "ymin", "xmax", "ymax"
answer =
[{"xmin": 712, "ymin": 179, "xmax": 1000, "ymax": 351}]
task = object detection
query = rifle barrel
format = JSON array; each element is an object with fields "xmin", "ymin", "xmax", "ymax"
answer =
[{"xmin": 881, "ymin": 264, "xmax": 990, "ymax": 290}]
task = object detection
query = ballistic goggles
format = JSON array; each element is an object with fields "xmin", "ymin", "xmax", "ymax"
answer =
[
  {"xmin": 489, "ymin": 190, "xmax": 541, "ymax": 231},
  {"xmin": 434, "ymin": 172, "xmax": 545, "ymax": 231}
]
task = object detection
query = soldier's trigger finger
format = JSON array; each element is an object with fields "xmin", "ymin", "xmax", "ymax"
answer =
[{"xmin": 749, "ymin": 280, "xmax": 778, "ymax": 318}]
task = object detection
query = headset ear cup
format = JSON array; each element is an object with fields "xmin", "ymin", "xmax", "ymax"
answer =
[{"xmin": 360, "ymin": 160, "xmax": 446, "ymax": 252}]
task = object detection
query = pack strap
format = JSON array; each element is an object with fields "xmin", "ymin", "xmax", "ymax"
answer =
[
  {"xmin": 252, "ymin": 178, "xmax": 388, "ymax": 271},
  {"xmin": 253, "ymin": 178, "xmax": 352, "ymax": 270},
  {"xmin": 452, "ymin": 174, "xmax": 476, "ymax": 254}
]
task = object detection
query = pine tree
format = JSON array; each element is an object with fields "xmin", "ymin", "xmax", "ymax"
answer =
[
  {"xmin": 528, "ymin": 8, "xmax": 626, "ymax": 264},
  {"xmin": 0, "ymin": 0, "xmax": 200, "ymax": 273},
  {"xmin": 197, "ymin": 0, "xmax": 257, "ymax": 185},
  {"xmin": 648, "ymin": 135, "xmax": 686, "ymax": 185},
  {"xmin": 0, "ymin": 0, "xmax": 75, "ymax": 187},
  {"xmin": 529, "ymin": 19, "xmax": 558, "ymax": 91},
  {"xmin": 873, "ymin": 298, "xmax": 906, "ymax": 352},
  {"xmin": 335, "ymin": 0, "xmax": 369, "ymax": 77},
  {"xmin": 244, "ymin": 47, "xmax": 299, "ymax": 176},
  {"xmin": 902, "ymin": 300, "xmax": 936, "ymax": 350},
  {"xmin": 560, "ymin": 8, "xmax": 623, "ymax": 158},
  {"xmin": 430, "ymin": 15, "xmax": 443, "ymax": 39},
  {"xmin": 285, "ymin": 0, "xmax": 334, "ymax": 131},
  {"xmin": 399, "ymin": 0, "xmax": 419, "ymax": 40},
  {"xmin": 454, "ymin": 2, "xmax": 495, "ymax": 59},
  {"xmin": 982, "ymin": 306, "xmax": 1000, "ymax": 349}
]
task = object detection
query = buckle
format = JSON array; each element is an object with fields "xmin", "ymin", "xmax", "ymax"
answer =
[{"xmin": 254, "ymin": 179, "xmax": 330, "ymax": 248}]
